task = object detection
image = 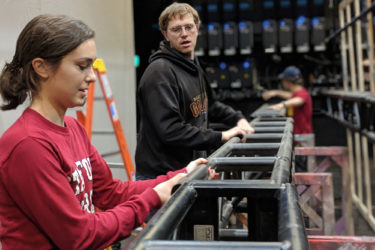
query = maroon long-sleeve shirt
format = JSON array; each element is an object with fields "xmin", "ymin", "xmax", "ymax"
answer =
[{"xmin": 0, "ymin": 108, "xmax": 184, "ymax": 249}]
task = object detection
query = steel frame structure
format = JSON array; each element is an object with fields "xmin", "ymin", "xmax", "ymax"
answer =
[{"xmin": 125, "ymin": 106, "xmax": 309, "ymax": 249}]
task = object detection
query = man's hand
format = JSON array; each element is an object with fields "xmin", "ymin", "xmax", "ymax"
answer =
[
  {"xmin": 222, "ymin": 126, "xmax": 247, "ymax": 143},
  {"xmin": 237, "ymin": 118, "xmax": 254, "ymax": 134},
  {"xmin": 153, "ymin": 173, "xmax": 186, "ymax": 205}
]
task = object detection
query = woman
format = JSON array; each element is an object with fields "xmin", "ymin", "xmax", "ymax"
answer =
[{"xmin": 0, "ymin": 14, "xmax": 212, "ymax": 249}]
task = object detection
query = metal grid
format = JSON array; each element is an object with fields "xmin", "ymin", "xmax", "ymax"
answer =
[{"xmin": 125, "ymin": 106, "xmax": 309, "ymax": 250}]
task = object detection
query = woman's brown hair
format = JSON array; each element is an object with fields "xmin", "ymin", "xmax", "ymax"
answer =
[{"xmin": 0, "ymin": 14, "xmax": 95, "ymax": 110}]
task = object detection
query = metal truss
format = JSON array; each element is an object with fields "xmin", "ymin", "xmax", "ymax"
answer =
[{"xmin": 125, "ymin": 106, "xmax": 308, "ymax": 250}]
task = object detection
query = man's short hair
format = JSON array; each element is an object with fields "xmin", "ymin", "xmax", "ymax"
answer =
[
  {"xmin": 159, "ymin": 2, "xmax": 201, "ymax": 31},
  {"xmin": 278, "ymin": 65, "xmax": 304, "ymax": 85}
]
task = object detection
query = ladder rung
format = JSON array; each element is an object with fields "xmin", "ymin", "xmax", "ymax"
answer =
[
  {"xmin": 101, "ymin": 151, "xmax": 120, "ymax": 158},
  {"xmin": 107, "ymin": 162, "xmax": 125, "ymax": 169},
  {"xmin": 92, "ymin": 130, "xmax": 114, "ymax": 135}
]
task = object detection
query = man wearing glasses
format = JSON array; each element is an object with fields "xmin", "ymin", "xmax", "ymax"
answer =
[{"xmin": 136, "ymin": 2, "xmax": 254, "ymax": 180}]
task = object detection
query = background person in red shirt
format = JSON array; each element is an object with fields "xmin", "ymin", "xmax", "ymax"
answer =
[{"xmin": 262, "ymin": 65, "xmax": 314, "ymax": 171}]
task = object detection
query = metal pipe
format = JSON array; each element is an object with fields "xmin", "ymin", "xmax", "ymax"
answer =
[
  {"xmin": 271, "ymin": 121, "xmax": 294, "ymax": 184},
  {"xmin": 231, "ymin": 143, "xmax": 281, "ymax": 150},
  {"xmin": 257, "ymin": 117, "xmax": 289, "ymax": 122},
  {"xmin": 250, "ymin": 104, "xmax": 285, "ymax": 118},
  {"xmin": 251, "ymin": 122, "xmax": 287, "ymax": 127},
  {"xmin": 218, "ymin": 229, "xmax": 248, "ymax": 239},
  {"xmin": 278, "ymin": 184, "xmax": 309, "ymax": 250},
  {"xmin": 246, "ymin": 133, "xmax": 283, "ymax": 143},
  {"xmin": 231, "ymin": 143, "xmax": 280, "ymax": 156},
  {"xmin": 323, "ymin": 90, "xmax": 374, "ymax": 103},
  {"xmin": 183, "ymin": 137, "xmax": 241, "ymax": 182},
  {"xmin": 253, "ymin": 127, "xmax": 286, "ymax": 133},
  {"xmin": 127, "ymin": 185, "xmax": 197, "ymax": 250},
  {"xmin": 189, "ymin": 180, "xmax": 280, "ymax": 196},
  {"xmin": 211, "ymin": 157, "xmax": 276, "ymax": 172},
  {"xmin": 141, "ymin": 240, "xmax": 290, "ymax": 249}
]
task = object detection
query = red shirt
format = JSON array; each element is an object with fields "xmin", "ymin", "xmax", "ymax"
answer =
[
  {"xmin": 0, "ymin": 108, "xmax": 184, "ymax": 249},
  {"xmin": 290, "ymin": 88, "xmax": 313, "ymax": 134}
]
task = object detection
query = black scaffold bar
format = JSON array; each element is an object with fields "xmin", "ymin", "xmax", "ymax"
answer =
[
  {"xmin": 271, "ymin": 120, "xmax": 294, "ymax": 184},
  {"xmin": 253, "ymin": 126, "xmax": 286, "ymax": 133},
  {"xmin": 140, "ymin": 240, "xmax": 290, "ymax": 250},
  {"xmin": 212, "ymin": 157, "xmax": 276, "ymax": 172},
  {"xmin": 126, "ymin": 183, "xmax": 308, "ymax": 250},
  {"xmin": 125, "ymin": 104, "xmax": 305, "ymax": 250},
  {"xmin": 246, "ymin": 133, "xmax": 284, "ymax": 143},
  {"xmin": 231, "ymin": 143, "xmax": 280, "ymax": 156},
  {"xmin": 127, "ymin": 183, "xmax": 197, "ymax": 249},
  {"xmin": 252, "ymin": 121, "xmax": 288, "ymax": 127},
  {"xmin": 279, "ymin": 184, "xmax": 309, "ymax": 249},
  {"xmin": 250, "ymin": 104, "xmax": 285, "ymax": 118}
]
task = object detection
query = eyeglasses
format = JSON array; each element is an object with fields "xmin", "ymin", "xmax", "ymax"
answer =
[{"xmin": 168, "ymin": 24, "xmax": 196, "ymax": 35}]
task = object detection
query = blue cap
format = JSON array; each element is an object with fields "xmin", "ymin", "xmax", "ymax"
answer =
[{"xmin": 278, "ymin": 66, "xmax": 302, "ymax": 80}]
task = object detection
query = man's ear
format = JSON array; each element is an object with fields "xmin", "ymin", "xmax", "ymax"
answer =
[
  {"xmin": 161, "ymin": 30, "xmax": 169, "ymax": 42},
  {"xmin": 31, "ymin": 57, "xmax": 50, "ymax": 79}
]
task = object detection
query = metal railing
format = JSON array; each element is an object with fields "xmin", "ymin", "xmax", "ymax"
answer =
[
  {"xmin": 125, "ymin": 106, "xmax": 309, "ymax": 249},
  {"xmin": 322, "ymin": 0, "xmax": 375, "ymax": 233},
  {"xmin": 322, "ymin": 90, "xmax": 375, "ymax": 232}
]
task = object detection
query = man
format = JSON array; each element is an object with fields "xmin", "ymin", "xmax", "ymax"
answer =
[
  {"xmin": 136, "ymin": 2, "xmax": 253, "ymax": 179},
  {"xmin": 262, "ymin": 66, "xmax": 313, "ymax": 172}
]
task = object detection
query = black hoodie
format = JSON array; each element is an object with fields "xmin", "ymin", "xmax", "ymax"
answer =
[{"xmin": 135, "ymin": 41, "xmax": 244, "ymax": 178}]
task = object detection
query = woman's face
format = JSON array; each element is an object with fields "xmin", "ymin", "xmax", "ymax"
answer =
[{"xmin": 44, "ymin": 39, "xmax": 97, "ymax": 110}]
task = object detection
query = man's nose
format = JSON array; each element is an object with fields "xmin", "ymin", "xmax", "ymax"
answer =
[{"xmin": 180, "ymin": 27, "xmax": 188, "ymax": 36}]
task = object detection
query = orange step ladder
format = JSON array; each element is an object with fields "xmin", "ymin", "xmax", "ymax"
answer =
[{"xmin": 76, "ymin": 59, "xmax": 136, "ymax": 181}]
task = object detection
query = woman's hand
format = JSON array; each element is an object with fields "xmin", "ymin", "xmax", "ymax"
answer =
[
  {"xmin": 153, "ymin": 173, "xmax": 187, "ymax": 205},
  {"xmin": 186, "ymin": 158, "xmax": 216, "ymax": 180},
  {"xmin": 185, "ymin": 158, "xmax": 209, "ymax": 173}
]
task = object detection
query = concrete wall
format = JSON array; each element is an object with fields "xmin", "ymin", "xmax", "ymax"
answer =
[{"xmin": 0, "ymin": 0, "xmax": 136, "ymax": 181}]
